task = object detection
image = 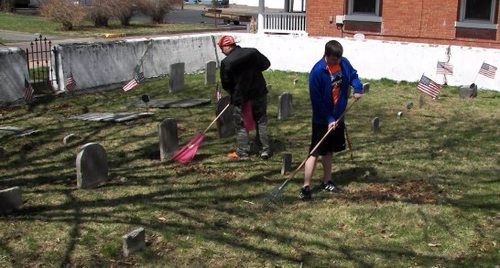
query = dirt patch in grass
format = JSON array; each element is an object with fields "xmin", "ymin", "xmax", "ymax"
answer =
[{"xmin": 346, "ymin": 181, "xmax": 442, "ymax": 204}]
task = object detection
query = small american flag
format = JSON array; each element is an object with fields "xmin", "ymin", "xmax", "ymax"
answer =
[
  {"xmin": 24, "ymin": 78, "xmax": 34, "ymax": 102},
  {"xmin": 417, "ymin": 75, "xmax": 442, "ymax": 99},
  {"xmin": 436, "ymin": 61, "xmax": 453, "ymax": 75},
  {"xmin": 65, "ymin": 72, "xmax": 77, "ymax": 91},
  {"xmin": 478, "ymin": 62, "xmax": 497, "ymax": 79},
  {"xmin": 122, "ymin": 71, "xmax": 144, "ymax": 92}
]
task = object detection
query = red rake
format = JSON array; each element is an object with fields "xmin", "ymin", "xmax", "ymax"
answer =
[{"xmin": 172, "ymin": 103, "xmax": 230, "ymax": 163}]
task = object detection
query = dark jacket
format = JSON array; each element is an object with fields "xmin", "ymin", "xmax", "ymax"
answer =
[
  {"xmin": 309, "ymin": 56, "xmax": 362, "ymax": 125},
  {"xmin": 220, "ymin": 46, "xmax": 270, "ymax": 106}
]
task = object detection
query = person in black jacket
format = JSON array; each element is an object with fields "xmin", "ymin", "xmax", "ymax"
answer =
[{"xmin": 218, "ymin": 35, "xmax": 271, "ymax": 160}]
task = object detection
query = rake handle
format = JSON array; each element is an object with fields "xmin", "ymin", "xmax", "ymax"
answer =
[
  {"xmin": 280, "ymin": 98, "xmax": 359, "ymax": 189},
  {"xmin": 203, "ymin": 103, "xmax": 230, "ymax": 134}
]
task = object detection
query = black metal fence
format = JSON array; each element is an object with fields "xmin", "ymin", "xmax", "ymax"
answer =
[{"xmin": 25, "ymin": 34, "xmax": 55, "ymax": 94}]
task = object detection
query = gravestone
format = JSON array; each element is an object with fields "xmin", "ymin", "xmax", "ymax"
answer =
[
  {"xmin": 63, "ymin": 134, "xmax": 81, "ymax": 146},
  {"xmin": 132, "ymin": 98, "xmax": 210, "ymax": 109},
  {"xmin": 278, "ymin": 92, "xmax": 293, "ymax": 120},
  {"xmin": 363, "ymin": 82, "xmax": 370, "ymax": 93},
  {"xmin": 0, "ymin": 147, "xmax": 4, "ymax": 159},
  {"xmin": 122, "ymin": 227, "xmax": 146, "ymax": 257},
  {"xmin": 459, "ymin": 83, "xmax": 478, "ymax": 98},
  {"xmin": 371, "ymin": 117, "xmax": 380, "ymax": 132},
  {"xmin": 418, "ymin": 95, "xmax": 425, "ymax": 108},
  {"xmin": 169, "ymin": 62, "xmax": 185, "ymax": 92},
  {"xmin": 397, "ymin": 111, "xmax": 403, "ymax": 118},
  {"xmin": 281, "ymin": 153, "xmax": 292, "ymax": 175},
  {"xmin": 216, "ymin": 96, "xmax": 235, "ymax": 139},
  {"xmin": 406, "ymin": 101, "xmax": 413, "ymax": 111},
  {"xmin": 69, "ymin": 112, "xmax": 153, "ymax": 123},
  {"xmin": 159, "ymin": 118, "xmax": 179, "ymax": 161},
  {"xmin": 205, "ymin": 61, "xmax": 216, "ymax": 86},
  {"xmin": 76, "ymin": 143, "xmax": 108, "ymax": 188},
  {"xmin": 266, "ymin": 84, "xmax": 272, "ymax": 92},
  {"xmin": 0, "ymin": 186, "xmax": 22, "ymax": 214}
]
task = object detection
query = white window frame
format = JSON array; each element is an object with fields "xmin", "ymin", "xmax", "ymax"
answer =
[
  {"xmin": 455, "ymin": 0, "xmax": 498, "ymax": 29},
  {"xmin": 345, "ymin": 0, "xmax": 382, "ymax": 23}
]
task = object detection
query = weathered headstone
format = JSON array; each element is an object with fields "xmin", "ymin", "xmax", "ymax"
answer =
[
  {"xmin": 459, "ymin": 83, "xmax": 478, "ymax": 98},
  {"xmin": 397, "ymin": 111, "xmax": 403, "ymax": 118},
  {"xmin": 0, "ymin": 186, "xmax": 22, "ymax": 214},
  {"xmin": 266, "ymin": 84, "xmax": 272, "ymax": 91},
  {"xmin": 76, "ymin": 143, "xmax": 108, "ymax": 188},
  {"xmin": 216, "ymin": 96, "xmax": 235, "ymax": 138},
  {"xmin": 0, "ymin": 147, "xmax": 4, "ymax": 159},
  {"xmin": 63, "ymin": 134, "xmax": 81, "ymax": 145},
  {"xmin": 406, "ymin": 101, "xmax": 413, "ymax": 111},
  {"xmin": 281, "ymin": 153, "xmax": 292, "ymax": 175},
  {"xmin": 278, "ymin": 92, "xmax": 293, "ymax": 120},
  {"xmin": 371, "ymin": 117, "xmax": 380, "ymax": 132},
  {"xmin": 122, "ymin": 228, "xmax": 146, "ymax": 257},
  {"xmin": 363, "ymin": 82, "xmax": 370, "ymax": 93},
  {"xmin": 159, "ymin": 118, "xmax": 179, "ymax": 161},
  {"xmin": 169, "ymin": 62, "xmax": 185, "ymax": 92},
  {"xmin": 418, "ymin": 95, "xmax": 425, "ymax": 108},
  {"xmin": 205, "ymin": 61, "xmax": 216, "ymax": 86}
]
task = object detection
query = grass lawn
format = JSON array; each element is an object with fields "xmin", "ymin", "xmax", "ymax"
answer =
[
  {"xmin": 0, "ymin": 71, "xmax": 499, "ymax": 267},
  {"xmin": 0, "ymin": 11, "xmax": 216, "ymax": 41}
]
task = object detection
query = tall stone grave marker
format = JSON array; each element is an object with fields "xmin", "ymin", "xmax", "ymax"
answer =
[
  {"xmin": 205, "ymin": 61, "xmax": 216, "ymax": 86},
  {"xmin": 0, "ymin": 186, "xmax": 22, "ymax": 214},
  {"xmin": 281, "ymin": 153, "xmax": 292, "ymax": 175},
  {"xmin": 76, "ymin": 143, "xmax": 108, "ymax": 188},
  {"xmin": 371, "ymin": 117, "xmax": 380, "ymax": 132},
  {"xmin": 278, "ymin": 92, "xmax": 293, "ymax": 120},
  {"xmin": 363, "ymin": 83, "xmax": 370, "ymax": 93},
  {"xmin": 169, "ymin": 62, "xmax": 185, "ymax": 92},
  {"xmin": 159, "ymin": 118, "xmax": 179, "ymax": 161},
  {"xmin": 216, "ymin": 96, "xmax": 235, "ymax": 138}
]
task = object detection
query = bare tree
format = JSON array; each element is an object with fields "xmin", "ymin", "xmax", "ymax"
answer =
[
  {"xmin": 137, "ymin": 0, "xmax": 175, "ymax": 24},
  {"xmin": 0, "ymin": 0, "xmax": 15, "ymax": 11},
  {"xmin": 108, "ymin": 0, "xmax": 138, "ymax": 26},
  {"xmin": 40, "ymin": 0, "xmax": 86, "ymax": 30}
]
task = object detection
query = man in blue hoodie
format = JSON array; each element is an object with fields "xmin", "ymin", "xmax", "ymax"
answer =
[{"xmin": 299, "ymin": 40, "xmax": 363, "ymax": 201}]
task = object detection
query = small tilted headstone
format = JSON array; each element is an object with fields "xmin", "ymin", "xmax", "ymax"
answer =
[
  {"xmin": 159, "ymin": 118, "xmax": 179, "ymax": 161},
  {"xmin": 371, "ymin": 117, "xmax": 380, "ymax": 132},
  {"xmin": 141, "ymin": 94, "xmax": 150, "ymax": 106},
  {"xmin": 169, "ymin": 62, "xmax": 185, "ymax": 92},
  {"xmin": 293, "ymin": 79, "xmax": 299, "ymax": 85},
  {"xmin": 277, "ymin": 92, "xmax": 293, "ymax": 120},
  {"xmin": 266, "ymin": 84, "xmax": 272, "ymax": 91},
  {"xmin": 363, "ymin": 83, "xmax": 370, "ymax": 93},
  {"xmin": 63, "ymin": 134, "xmax": 81, "ymax": 146},
  {"xmin": 406, "ymin": 101, "xmax": 413, "ymax": 111},
  {"xmin": 216, "ymin": 96, "xmax": 235, "ymax": 139},
  {"xmin": 122, "ymin": 227, "xmax": 146, "ymax": 257},
  {"xmin": 459, "ymin": 83, "xmax": 478, "ymax": 98},
  {"xmin": 0, "ymin": 186, "xmax": 22, "ymax": 214},
  {"xmin": 397, "ymin": 111, "xmax": 403, "ymax": 118},
  {"xmin": 76, "ymin": 143, "xmax": 108, "ymax": 188},
  {"xmin": 281, "ymin": 153, "xmax": 292, "ymax": 175},
  {"xmin": 205, "ymin": 61, "xmax": 216, "ymax": 86},
  {"xmin": 418, "ymin": 95, "xmax": 425, "ymax": 108}
]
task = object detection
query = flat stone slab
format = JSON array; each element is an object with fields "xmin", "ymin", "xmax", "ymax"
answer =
[
  {"xmin": 0, "ymin": 126, "xmax": 39, "ymax": 137},
  {"xmin": 132, "ymin": 98, "xmax": 211, "ymax": 108},
  {"xmin": 0, "ymin": 186, "xmax": 22, "ymax": 214},
  {"xmin": 69, "ymin": 112, "xmax": 153, "ymax": 123}
]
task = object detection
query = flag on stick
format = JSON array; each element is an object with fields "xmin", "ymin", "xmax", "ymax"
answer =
[
  {"xmin": 122, "ymin": 71, "xmax": 144, "ymax": 92},
  {"xmin": 65, "ymin": 72, "xmax": 77, "ymax": 91},
  {"xmin": 417, "ymin": 75, "xmax": 442, "ymax": 99},
  {"xmin": 478, "ymin": 62, "xmax": 497, "ymax": 79},
  {"xmin": 24, "ymin": 78, "xmax": 34, "ymax": 102},
  {"xmin": 436, "ymin": 61, "xmax": 453, "ymax": 75}
]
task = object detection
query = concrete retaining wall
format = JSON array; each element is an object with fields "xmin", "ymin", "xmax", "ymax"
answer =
[
  {"xmin": 0, "ymin": 47, "xmax": 28, "ymax": 106},
  {"xmin": 1, "ymin": 33, "xmax": 499, "ymax": 105}
]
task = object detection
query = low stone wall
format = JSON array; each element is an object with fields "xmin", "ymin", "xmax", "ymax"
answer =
[{"xmin": 0, "ymin": 47, "xmax": 28, "ymax": 106}]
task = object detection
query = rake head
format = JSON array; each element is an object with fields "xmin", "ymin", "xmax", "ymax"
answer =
[{"xmin": 262, "ymin": 178, "xmax": 291, "ymax": 206}]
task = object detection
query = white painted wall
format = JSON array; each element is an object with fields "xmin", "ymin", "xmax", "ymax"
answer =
[
  {"xmin": 0, "ymin": 47, "xmax": 28, "ymax": 105},
  {"xmin": 230, "ymin": 0, "xmax": 284, "ymax": 9}
]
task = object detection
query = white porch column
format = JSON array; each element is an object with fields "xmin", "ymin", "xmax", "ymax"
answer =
[{"xmin": 257, "ymin": 0, "xmax": 265, "ymax": 34}]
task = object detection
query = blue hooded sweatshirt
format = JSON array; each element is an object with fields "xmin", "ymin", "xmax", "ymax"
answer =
[{"xmin": 309, "ymin": 56, "xmax": 362, "ymax": 125}]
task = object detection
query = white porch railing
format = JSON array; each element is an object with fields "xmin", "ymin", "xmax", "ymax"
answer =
[{"xmin": 263, "ymin": 13, "xmax": 307, "ymax": 34}]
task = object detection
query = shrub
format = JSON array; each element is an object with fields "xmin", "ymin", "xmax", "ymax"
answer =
[
  {"xmin": 107, "ymin": 0, "xmax": 137, "ymax": 26},
  {"xmin": 0, "ymin": 0, "xmax": 15, "ymax": 12},
  {"xmin": 138, "ymin": 0, "xmax": 174, "ymax": 24},
  {"xmin": 86, "ymin": 0, "xmax": 114, "ymax": 27},
  {"xmin": 40, "ymin": 0, "xmax": 86, "ymax": 30}
]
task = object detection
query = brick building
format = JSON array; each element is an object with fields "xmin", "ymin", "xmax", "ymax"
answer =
[{"xmin": 306, "ymin": 0, "xmax": 500, "ymax": 49}]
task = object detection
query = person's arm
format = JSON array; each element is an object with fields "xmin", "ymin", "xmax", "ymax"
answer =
[
  {"xmin": 309, "ymin": 70, "xmax": 335, "ymax": 124},
  {"xmin": 256, "ymin": 49, "xmax": 271, "ymax": 71}
]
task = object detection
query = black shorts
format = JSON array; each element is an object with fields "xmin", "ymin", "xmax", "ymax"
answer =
[{"xmin": 309, "ymin": 121, "xmax": 346, "ymax": 156}]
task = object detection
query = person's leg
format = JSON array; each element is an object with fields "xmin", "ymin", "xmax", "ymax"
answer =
[
  {"xmin": 303, "ymin": 155, "xmax": 318, "ymax": 187},
  {"xmin": 321, "ymin": 153, "xmax": 332, "ymax": 183},
  {"xmin": 252, "ymin": 94, "xmax": 271, "ymax": 157},
  {"xmin": 233, "ymin": 105, "xmax": 250, "ymax": 157}
]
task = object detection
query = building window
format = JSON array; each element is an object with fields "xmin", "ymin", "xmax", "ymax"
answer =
[
  {"xmin": 345, "ymin": 0, "xmax": 381, "ymax": 22},
  {"xmin": 456, "ymin": 0, "xmax": 498, "ymax": 29}
]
